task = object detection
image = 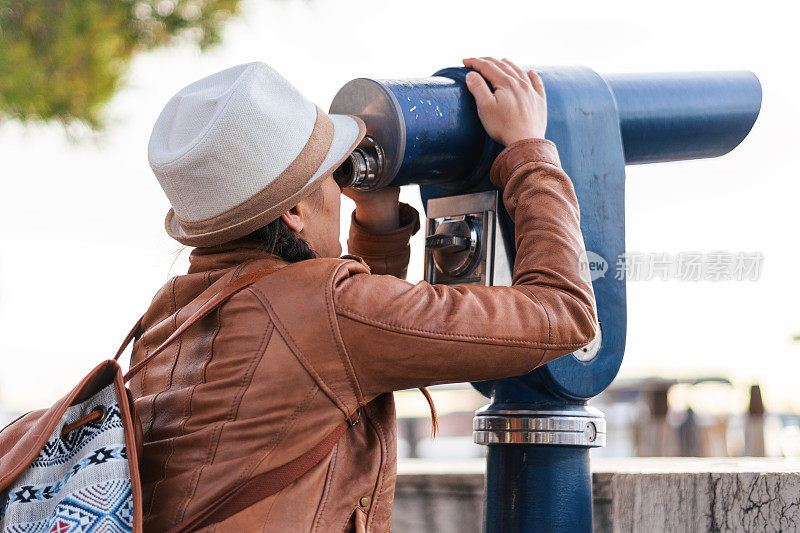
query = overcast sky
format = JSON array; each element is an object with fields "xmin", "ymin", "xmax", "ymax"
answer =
[{"xmin": 1, "ymin": 0, "xmax": 797, "ymax": 414}]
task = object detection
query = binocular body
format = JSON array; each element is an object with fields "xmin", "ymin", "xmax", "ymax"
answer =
[{"xmin": 331, "ymin": 66, "xmax": 761, "ymax": 191}]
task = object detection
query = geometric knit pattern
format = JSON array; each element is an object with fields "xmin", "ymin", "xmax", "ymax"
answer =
[
  {"xmin": 31, "ymin": 406, "xmax": 123, "ymax": 469},
  {"xmin": 3, "ymin": 479, "xmax": 132, "ymax": 533},
  {"xmin": 1, "ymin": 384, "xmax": 133, "ymax": 533},
  {"xmin": 3, "ymin": 447, "xmax": 128, "ymax": 508}
]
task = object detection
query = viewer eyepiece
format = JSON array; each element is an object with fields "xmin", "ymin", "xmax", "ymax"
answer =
[{"xmin": 332, "ymin": 135, "xmax": 385, "ymax": 190}]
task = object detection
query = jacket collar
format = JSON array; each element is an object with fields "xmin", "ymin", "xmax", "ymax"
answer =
[{"xmin": 187, "ymin": 239, "xmax": 289, "ymax": 274}]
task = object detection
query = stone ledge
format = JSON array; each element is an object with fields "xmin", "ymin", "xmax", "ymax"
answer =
[{"xmin": 392, "ymin": 458, "xmax": 800, "ymax": 533}]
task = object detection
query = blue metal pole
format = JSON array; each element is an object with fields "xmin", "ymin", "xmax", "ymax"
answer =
[
  {"xmin": 474, "ymin": 400, "xmax": 604, "ymax": 533},
  {"xmin": 485, "ymin": 446, "xmax": 592, "ymax": 532}
]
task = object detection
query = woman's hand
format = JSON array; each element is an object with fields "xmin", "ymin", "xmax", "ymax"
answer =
[
  {"xmin": 343, "ymin": 186, "xmax": 401, "ymax": 232},
  {"xmin": 462, "ymin": 57, "xmax": 547, "ymax": 146}
]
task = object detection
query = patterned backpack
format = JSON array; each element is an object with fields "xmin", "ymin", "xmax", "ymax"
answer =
[{"xmin": 0, "ymin": 268, "xmax": 348, "ymax": 532}]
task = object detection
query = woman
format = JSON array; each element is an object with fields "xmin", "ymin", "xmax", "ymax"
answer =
[{"xmin": 133, "ymin": 56, "xmax": 598, "ymax": 532}]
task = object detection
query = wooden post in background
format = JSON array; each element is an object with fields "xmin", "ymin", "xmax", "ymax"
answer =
[{"xmin": 745, "ymin": 384, "xmax": 766, "ymax": 457}]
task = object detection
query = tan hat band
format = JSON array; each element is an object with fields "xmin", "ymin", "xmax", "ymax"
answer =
[{"xmin": 175, "ymin": 106, "xmax": 335, "ymax": 234}]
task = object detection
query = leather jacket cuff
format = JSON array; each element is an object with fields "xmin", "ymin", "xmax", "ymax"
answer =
[
  {"xmin": 347, "ymin": 202, "xmax": 420, "ymax": 257},
  {"xmin": 490, "ymin": 138, "xmax": 562, "ymax": 189}
]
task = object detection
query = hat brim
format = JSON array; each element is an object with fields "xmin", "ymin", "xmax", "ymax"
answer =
[{"xmin": 165, "ymin": 113, "xmax": 367, "ymax": 247}]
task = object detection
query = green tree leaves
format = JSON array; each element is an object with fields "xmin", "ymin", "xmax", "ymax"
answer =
[{"xmin": 0, "ymin": 0, "xmax": 242, "ymax": 130}]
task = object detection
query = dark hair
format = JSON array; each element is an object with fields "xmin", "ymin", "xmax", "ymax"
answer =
[
  {"xmin": 242, "ymin": 217, "xmax": 318, "ymax": 263},
  {"xmin": 241, "ymin": 183, "xmax": 325, "ymax": 262}
]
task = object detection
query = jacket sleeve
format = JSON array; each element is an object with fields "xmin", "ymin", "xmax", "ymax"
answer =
[
  {"xmin": 332, "ymin": 138, "xmax": 599, "ymax": 400},
  {"xmin": 346, "ymin": 201, "xmax": 421, "ymax": 279}
]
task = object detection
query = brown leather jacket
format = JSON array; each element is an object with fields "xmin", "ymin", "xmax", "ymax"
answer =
[{"xmin": 129, "ymin": 138, "xmax": 598, "ymax": 532}]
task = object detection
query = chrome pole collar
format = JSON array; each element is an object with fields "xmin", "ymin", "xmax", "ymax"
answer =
[{"xmin": 473, "ymin": 405, "xmax": 606, "ymax": 448}]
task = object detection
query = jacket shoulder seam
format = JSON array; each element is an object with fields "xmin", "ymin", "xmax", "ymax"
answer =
[
  {"xmin": 249, "ymin": 285, "xmax": 352, "ymax": 415},
  {"xmin": 327, "ymin": 262, "xmax": 366, "ymax": 406}
]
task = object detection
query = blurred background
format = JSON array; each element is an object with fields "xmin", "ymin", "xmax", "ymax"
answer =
[{"xmin": 0, "ymin": 0, "xmax": 797, "ymax": 460}]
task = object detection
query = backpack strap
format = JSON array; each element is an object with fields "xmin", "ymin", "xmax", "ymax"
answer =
[
  {"xmin": 165, "ymin": 412, "xmax": 358, "ymax": 533},
  {"xmin": 121, "ymin": 267, "xmax": 278, "ymax": 383},
  {"xmin": 114, "ymin": 315, "xmax": 143, "ymax": 361}
]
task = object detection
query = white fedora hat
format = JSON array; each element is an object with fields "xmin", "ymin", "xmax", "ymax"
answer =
[{"xmin": 148, "ymin": 61, "xmax": 366, "ymax": 247}]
